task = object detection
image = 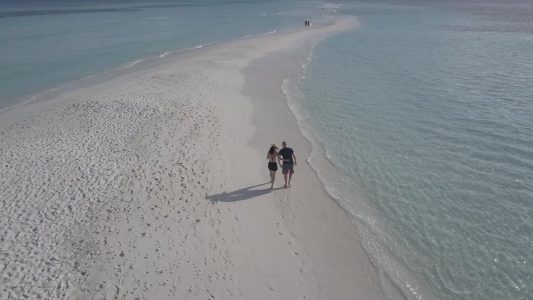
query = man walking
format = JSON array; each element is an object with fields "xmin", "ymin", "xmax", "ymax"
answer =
[{"xmin": 278, "ymin": 141, "xmax": 297, "ymax": 188}]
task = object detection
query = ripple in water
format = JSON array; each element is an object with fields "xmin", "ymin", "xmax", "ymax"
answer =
[{"xmin": 298, "ymin": 3, "xmax": 533, "ymax": 300}]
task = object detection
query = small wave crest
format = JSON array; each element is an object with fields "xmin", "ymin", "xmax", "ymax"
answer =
[
  {"xmin": 1, "ymin": 42, "xmax": 217, "ymax": 114},
  {"xmin": 321, "ymin": 2, "xmax": 339, "ymax": 13},
  {"xmin": 239, "ymin": 30, "xmax": 278, "ymax": 41},
  {"xmin": 122, "ymin": 43, "xmax": 214, "ymax": 68},
  {"xmin": 0, "ymin": 85, "xmax": 67, "ymax": 113},
  {"xmin": 118, "ymin": 58, "xmax": 146, "ymax": 70},
  {"xmin": 158, "ymin": 43, "xmax": 207, "ymax": 58}
]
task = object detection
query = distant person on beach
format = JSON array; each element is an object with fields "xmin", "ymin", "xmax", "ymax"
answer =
[
  {"xmin": 267, "ymin": 144, "xmax": 279, "ymax": 189},
  {"xmin": 278, "ymin": 141, "xmax": 297, "ymax": 188}
]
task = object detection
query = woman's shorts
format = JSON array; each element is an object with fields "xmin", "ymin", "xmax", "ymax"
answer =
[{"xmin": 268, "ymin": 162, "xmax": 278, "ymax": 172}]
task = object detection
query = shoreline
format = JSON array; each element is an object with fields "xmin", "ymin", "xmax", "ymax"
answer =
[
  {"xmin": 0, "ymin": 16, "xmax": 387, "ymax": 299},
  {"xmin": 242, "ymin": 30, "xmax": 387, "ymax": 299}
]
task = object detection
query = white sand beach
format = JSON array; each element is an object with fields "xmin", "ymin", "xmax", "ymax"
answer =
[{"xmin": 0, "ymin": 16, "xmax": 386, "ymax": 299}]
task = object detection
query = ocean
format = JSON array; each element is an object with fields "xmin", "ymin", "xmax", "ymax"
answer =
[
  {"xmin": 287, "ymin": 1, "xmax": 533, "ymax": 299},
  {"xmin": 0, "ymin": 0, "xmax": 316, "ymax": 110},
  {"xmin": 1, "ymin": 0, "xmax": 532, "ymax": 299}
]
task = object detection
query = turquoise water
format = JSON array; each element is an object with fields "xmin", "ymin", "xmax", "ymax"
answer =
[
  {"xmin": 2, "ymin": 1, "xmax": 532, "ymax": 299},
  {"xmin": 0, "ymin": 0, "xmax": 317, "ymax": 109},
  {"xmin": 298, "ymin": 2, "xmax": 533, "ymax": 300}
]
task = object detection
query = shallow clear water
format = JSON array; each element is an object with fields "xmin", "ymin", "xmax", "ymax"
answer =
[
  {"xmin": 298, "ymin": 2, "xmax": 533, "ymax": 300},
  {"xmin": 3, "ymin": 1, "xmax": 533, "ymax": 299},
  {"xmin": 0, "ymin": 0, "xmax": 317, "ymax": 108}
]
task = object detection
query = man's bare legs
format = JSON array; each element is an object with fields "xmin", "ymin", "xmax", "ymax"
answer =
[
  {"xmin": 283, "ymin": 172, "xmax": 294, "ymax": 188},
  {"xmin": 288, "ymin": 172, "xmax": 293, "ymax": 187}
]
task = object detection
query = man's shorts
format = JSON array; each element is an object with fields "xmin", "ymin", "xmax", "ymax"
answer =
[{"xmin": 282, "ymin": 163, "xmax": 294, "ymax": 174}]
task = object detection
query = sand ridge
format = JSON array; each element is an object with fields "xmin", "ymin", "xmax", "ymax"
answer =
[{"xmin": 0, "ymin": 16, "xmax": 385, "ymax": 299}]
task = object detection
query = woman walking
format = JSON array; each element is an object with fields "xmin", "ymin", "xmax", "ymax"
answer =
[{"xmin": 266, "ymin": 144, "xmax": 279, "ymax": 189}]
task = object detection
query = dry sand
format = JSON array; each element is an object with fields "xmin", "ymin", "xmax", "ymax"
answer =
[{"xmin": 0, "ymin": 16, "xmax": 386, "ymax": 299}]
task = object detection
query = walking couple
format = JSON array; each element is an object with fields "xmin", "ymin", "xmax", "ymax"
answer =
[{"xmin": 267, "ymin": 141, "xmax": 297, "ymax": 189}]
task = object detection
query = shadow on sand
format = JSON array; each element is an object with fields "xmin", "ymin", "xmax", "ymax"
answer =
[{"xmin": 207, "ymin": 182, "xmax": 285, "ymax": 202}]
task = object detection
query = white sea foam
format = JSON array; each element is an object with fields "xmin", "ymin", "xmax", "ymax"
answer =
[
  {"xmin": 262, "ymin": 30, "xmax": 278, "ymax": 35},
  {"xmin": 118, "ymin": 58, "xmax": 146, "ymax": 70},
  {"xmin": 322, "ymin": 2, "xmax": 340, "ymax": 11},
  {"xmin": 159, "ymin": 51, "xmax": 173, "ymax": 58},
  {"xmin": 0, "ymin": 86, "xmax": 67, "ymax": 113}
]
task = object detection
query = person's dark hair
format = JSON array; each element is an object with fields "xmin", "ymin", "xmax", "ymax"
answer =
[{"xmin": 268, "ymin": 145, "xmax": 277, "ymax": 155}]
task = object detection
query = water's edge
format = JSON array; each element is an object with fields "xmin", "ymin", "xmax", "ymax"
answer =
[{"xmin": 280, "ymin": 24, "xmax": 437, "ymax": 300}]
